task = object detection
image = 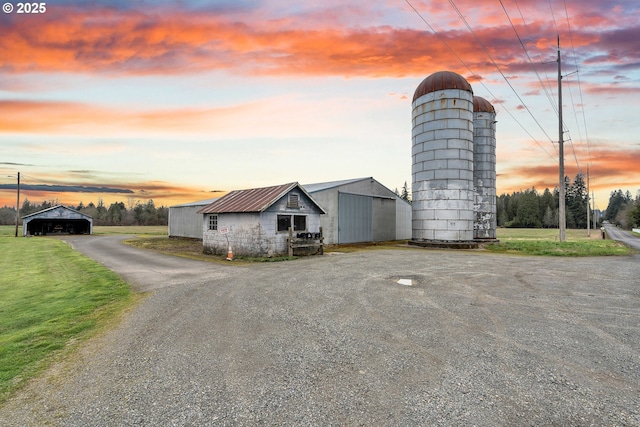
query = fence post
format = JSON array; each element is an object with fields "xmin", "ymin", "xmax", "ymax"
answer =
[{"xmin": 288, "ymin": 227, "xmax": 293, "ymax": 256}]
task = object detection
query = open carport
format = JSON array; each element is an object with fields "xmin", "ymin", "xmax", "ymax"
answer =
[{"xmin": 22, "ymin": 205, "xmax": 93, "ymax": 236}]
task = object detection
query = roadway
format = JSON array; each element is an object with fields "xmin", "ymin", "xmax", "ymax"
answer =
[{"xmin": 603, "ymin": 222, "xmax": 640, "ymax": 250}]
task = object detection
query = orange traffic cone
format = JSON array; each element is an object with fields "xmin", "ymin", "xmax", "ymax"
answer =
[{"xmin": 226, "ymin": 245, "xmax": 233, "ymax": 261}]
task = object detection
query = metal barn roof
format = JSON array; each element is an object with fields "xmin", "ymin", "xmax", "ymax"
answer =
[
  {"xmin": 171, "ymin": 197, "xmax": 219, "ymax": 208},
  {"xmin": 302, "ymin": 177, "xmax": 372, "ymax": 193},
  {"xmin": 198, "ymin": 182, "xmax": 324, "ymax": 214},
  {"xmin": 21, "ymin": 205, "xmax": 91, "ymax": 219}
]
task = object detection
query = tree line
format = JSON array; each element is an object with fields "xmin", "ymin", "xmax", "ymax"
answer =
[
  {"xmin": 604, "ymin": 189, "xmax": 640, "ymax": 229},
  {"xmin": 0, "ymin": 198, "xmax": 169, "ymax": 226},
  {"xmin": 398, "ymin": 172, "xmax": 640, "ymax": 230},
  {"xmin": 498, "ymin": 176, "xmax": 640, "ymax": 230},
  {"xmin": 498, "ymin": 173, "xmax": 591, "ymax": 228}
]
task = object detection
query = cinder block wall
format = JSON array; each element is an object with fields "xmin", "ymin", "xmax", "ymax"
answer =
[{"xmin": 203, "ymin": 213, "xmax": 274, "ymax": 256}]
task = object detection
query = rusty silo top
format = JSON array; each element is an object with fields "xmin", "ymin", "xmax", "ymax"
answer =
[
  {"xmin": 413, "ymin": 71, "xmax": 473, "ymax": 102},
  {"xmin": 473, "ymin": 96, "xmax": 495, "ymax": 113}
]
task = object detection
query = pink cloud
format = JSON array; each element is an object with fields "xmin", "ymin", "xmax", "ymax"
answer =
[{"xmin": 0, "ymin": 2, "xmax": 636, "ymax": 81}]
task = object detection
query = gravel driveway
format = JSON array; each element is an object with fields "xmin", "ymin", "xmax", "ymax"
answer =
[{"xmin": 1, "ymin": 236, "xmax": 639, "ymax": 426}]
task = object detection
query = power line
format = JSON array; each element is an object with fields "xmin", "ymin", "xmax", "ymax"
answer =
[
  {"xmin": 548, "ymin": 0, "xmax": 559, "ymax": 35},
  {"xmin": 563, "ymin": 0, "xmax": 592, "ymax": 168},
  {"xmin": 499, "ymin": 0, "xmax": 558, "ymax": 118},
  {"xmin": 403, "ymin": 0, "xmax": 556, "ymax": 160},
  {"xmin": 445, "ymin": 0, "xmax": 557, "ymax": 149}
]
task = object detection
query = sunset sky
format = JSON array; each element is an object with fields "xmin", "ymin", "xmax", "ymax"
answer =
[{"xmin": 1, "ymin": 0, "xmax": 638, "ymax": 212}]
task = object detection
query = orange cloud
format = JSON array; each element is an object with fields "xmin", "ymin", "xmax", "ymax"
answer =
[
  {"xmin": 0, "ymin": 99, "xmax": 262, "ymax": 135},
  {"xmin": 1, "ymin": 4, "xmax": 635, "ymax": 80},
  {"xmin": 0, "ymin": 177, "xmax": 224, "ymax": 209},
  {"xmin": 498, "ymin": 144, "xmax": 640, "ymax": 196}
]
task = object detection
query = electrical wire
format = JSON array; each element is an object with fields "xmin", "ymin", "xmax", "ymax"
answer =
[
  {"xmin": 563, "ymin": 0, "xmax": 592, "ymax": 169},
  {"xmin": 446, "ymin": 0, "xmax": 557, "ymax": 150},
  {"xmin": 501, "ymin": 0, "xmax": 558, "ymax": 117},
  {"xmin": 403, "ymin": 0, "xmax": 556, "ymax": 160}
]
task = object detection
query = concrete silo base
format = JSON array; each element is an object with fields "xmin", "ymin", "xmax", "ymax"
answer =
[
  {"xmin": 408, "ymin": 238, "xmax": 500, "ymax": 249},
  {"xmin": 409, "ymin": 239, "xmax": 479, "ymax": 249}
]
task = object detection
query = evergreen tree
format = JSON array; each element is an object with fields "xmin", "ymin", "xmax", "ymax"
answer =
[
  {"xmin": 629, "ymin": 200, "xmax": 640, "ymax": 229},
  {"xmin": 0, "ymin": 206, "xmax": 16, "ymax": 225},
  {"xmin": 566, "ymin": 173, "xmax": 588, "ymax": 229},
  {"xmin": 543, "ymin": 205, "xmax": 558, "ymax": 228},
  {"xmin": 400, "ymin": 181, "xmax": 411, "ymax": 202},
  {"xmin": 605, "ymin": 189, "xmax": 630, "ymax": 223},
  {"xmin": 107, "ymin": 202, "xmax": 125, "ymax": 225},
  {"xmin": 513, "ymin": 188, "xmax": 541, "ymax": 228}
]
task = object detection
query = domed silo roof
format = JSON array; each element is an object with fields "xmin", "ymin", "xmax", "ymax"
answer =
[
  {"xmin": 413, "ymin": 71, "xmax": 473, "ymax": 102},
  {"xmin": 473, "ymin": 96, "xmax": 495, "ymax": 113}
]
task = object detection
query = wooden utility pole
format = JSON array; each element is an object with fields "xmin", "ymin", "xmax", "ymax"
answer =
[
  {"xmin": 586, "ymin": 167, "xmax": 590, "ymax": 237},
  {"xmin": 557, "ymin": 37, "xmax": 566, "ymax": 242},
  {"xmin": 592, "ymin": 191, "xmax": 597, "ymax": 230},
  {"xmin": 14, "ymin": 171, "xmax": 20, "ymax": 237}
]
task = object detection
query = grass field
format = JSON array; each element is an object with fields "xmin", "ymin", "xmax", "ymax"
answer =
[
  {"xmin": 489, "ymin": 228, "xmax": 634, "ymax": 256},
  {"xmin": 93, "ymin": 225, "xmax": 167, "ymax": 235},
  {"xmin": 125, "ymin": 226, "xmax": 636, "ymax": 260},
  {"xmin": 0, "ymin": 225, "xmax": 167, "ymax": 237},
  {"xmin": 0, "ymin": 228, "xmax": 138, "ymax": 403}
]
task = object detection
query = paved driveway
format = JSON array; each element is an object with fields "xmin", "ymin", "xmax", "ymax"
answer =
[
  {"xmin": 604, "ymin": 223, "xmax": 640, "ymax": 250},
  {"xmin": 1, "ymin": 236, "xmax": 639, "ymax": 426}
]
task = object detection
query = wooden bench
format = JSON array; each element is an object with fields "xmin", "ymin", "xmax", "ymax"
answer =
[{"xmin": 288, "ymin": 227, "xmax": 324, "ymax": 256}]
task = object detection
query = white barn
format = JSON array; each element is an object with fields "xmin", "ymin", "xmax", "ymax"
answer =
[
  {"xmin": 304, "ymin": 177, "xmax": 412, "ymax": 244},
  {"xmin": 198, "ymin": 182, "xmax": 325, "ymax": 257},
  {"xmin": 168, "ymin": 198, "xmax": 219, "ymax": 239}
]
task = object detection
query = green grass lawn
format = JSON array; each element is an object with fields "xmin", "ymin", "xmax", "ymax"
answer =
[
  {"xmin": 93, "ymin": 225, "xmax": 167, "ymax": 235},
  {"xmin": 488, "ymin": 228, "xmax": 634, "ymax": 256},
  {"xmin": 0, "ymin": 231, "xmax": 137, "ymax": 403}
]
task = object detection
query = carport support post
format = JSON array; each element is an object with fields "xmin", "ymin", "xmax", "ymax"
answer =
[{"xmin": 14, "ymin": 172, "xmax": 20, "ymax": 237}]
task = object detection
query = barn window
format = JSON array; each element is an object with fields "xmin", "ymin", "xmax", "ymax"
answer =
[
  {"xmin": 287, "ymin": 194, "xmax": 300, "ymax": 208},
  {"xmin": 208, "ymin": 214, "xmax": 218, "ymax": 231},
  {"xmin": 277, "ymin": 214, "xmax": 306, "ymax": 232},
  {"xmin": 294, "ymin": 215, "xmax": 306, "ymax": 231},
  {"xmin": 277, "ymin": 215, "xmax": 291, "ymax": 232}
]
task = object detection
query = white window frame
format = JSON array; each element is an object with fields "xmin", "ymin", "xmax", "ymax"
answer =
[
  {"xmin": 208, "ymin": 214, "xmax": 218, "ymax": 231},
  {"xmin": 277, "ymin": 214, "xmax": 307, "ymax": 232}
]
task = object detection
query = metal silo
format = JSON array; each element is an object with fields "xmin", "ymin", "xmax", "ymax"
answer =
[
  {"xmin": 411, "ymin": 71, "xmax": 475, "ymax": 242},
  {"xmin": 473, "ymin": 96, "xmax": 497, "ymax": 239}
]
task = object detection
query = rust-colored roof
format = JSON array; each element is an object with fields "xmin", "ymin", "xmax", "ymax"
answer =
[
  {"xmin": 413, "ymin": 71, "xmax": 473, "ymax": 102},
  {"xmin": 473, "ymin": 96, "xmax": 495, "ymax": 113},
  {"xmin": 197, "ymin": 182, "xmax": 306, "ymax": 214}
]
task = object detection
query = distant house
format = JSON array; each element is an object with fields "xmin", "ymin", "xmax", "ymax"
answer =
[
  {"xmin": 198, "ymin": 182, "xmax": 325, "ymax": 257},
  {"xmin": 169, "ymin": 198, "xmax": 219, "ymax": 239},
  {"xmin": 304, "ymin": 177, "xmax": 412, "ymax": 244},
  {"xmin": 22, "ymin": 205, "xmax": 93, "ymax": 236}
]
